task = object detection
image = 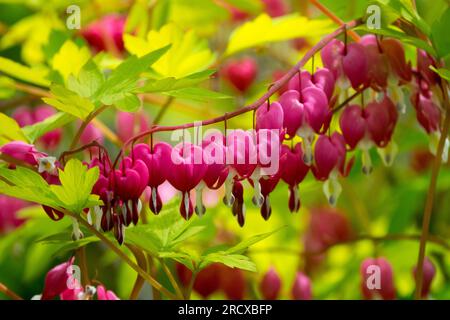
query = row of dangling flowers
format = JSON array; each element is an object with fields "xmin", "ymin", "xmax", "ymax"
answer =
[{"xmin": 0, "ymin": 34, "xmax": 447, "ymax": 245}]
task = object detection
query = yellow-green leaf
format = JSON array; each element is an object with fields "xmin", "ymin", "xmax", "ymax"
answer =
[
  {"xmin": 52, "ymin": 40, "xmax": 91, "ymax": 82},
  {"xmin": 225, "ymin": 14, "xmax": 333, "ymax": 56},
  {"xmin": 124, "ymin": 23, "xmax": 216, "ymax": 78},
  {"xmin": 0, "ymin": 57, "xmax": 50, "ymax": 87},
  {"xmin": 0, "ymin": 113, "xmax": 29, "ymax": 146}
]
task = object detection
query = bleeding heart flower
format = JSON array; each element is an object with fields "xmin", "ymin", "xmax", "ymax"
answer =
[
  {"xmin": 114, "ymin": 157, "xmax": 149, "ymax": 226},
  {"xmin": 411, "ymin": 92, "xmax": 441, "ymax": 134},
  {"xmin": 223, "ymin": 58, "xmax": 258, "ymax": 93},
  {"xmin": 312, "ymin": 133, "xmax": 353, "ymax": 205},
  {"xmin": 321, "ymin": 39, "xmax": 368, "ymax": 90},
  {"xmin": 80, "ymin": 123, "xmax": 104, "ymax": 145},
  {"xmin": 380, "ymin": 38, "xmax": 412, "ymax": 84},
  {"xmin": 360, "ymin": 35, "xmax": 389, "ymax": 91},
  {"xmin": 81, "ymin": 14, "xmax": 125, "ymax": 53},
  {"xmin": 13, "ymin": 105, "xmax": 62, "ymax": 150},
  {"xmin": 221, "ymin": 267, "xmax": 246, "ymax": 300},
  {"xmin": 260, "ymin": 267, "xmax": 282, "ymax": 300},
  {"xmin": 365, "ymin": 97, "xmax": 398, "ymax": 148},
  {"xmin": 41, "ymin": 257, "xmax": 75, "ymax": 300},
  {"xmin": 287, "ymin": 68, "xmax": 336, "ymax": 101},
  {"xmin": 413, "ymin": 257, "xmax": 436, "ymax": 298},
  {"xmin": 278, "ymin": 87, "xmax": 330, "ymax": 164},
  {"xmin": 249, "ymin": 171, "xmax": 281, "ymax": 220},
  {"xmin": 167, "ymin": 143, "xmax": 207, "ymax": 220},
  {"xmin": 116, "ymin": 111, "xmax": 150, "ymax": 143},
  {"xmin": 97, "ymin": 285, "xmax": 120, "ymax": 300},
  {"xmin": 0, "ymin": 141, "xmax": 47, "ymax": 166},
  {"xmin": 292, "ymin": 272, "xmax": 312, "ymax": 300},
  {"xmin": 417, "ymin": 49, "xmax": 440, "ymax": 89},
  {"xmin": 280, "ymin": 143, "xmax": 309, "ymax": 212},
  {"xmin": 339, "ymin": 104, "xmax": 367, "ymax": 150},
  {"xmin": 133, "ymin": 142, "xmax": 172, "ymax": 214},
  {"xmin": 360, "ymin": 257, "xmax": 396, "ymax": 300}
]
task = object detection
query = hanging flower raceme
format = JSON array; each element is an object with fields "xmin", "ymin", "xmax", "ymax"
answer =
[
  {"xmin": 360, "ymin": 257, "xmax": 396, "ymax": 300},
  {"xmin": 278, "ymin": 83, "xmax": 330, "ymax": 164},
  {"xmin": 167, "ymin": 142, "xmax": 207, "ymax": 220},
  {"xmin": 280, "ymin": 143, "xmax": 309, "ymax": 213},
  {"xmin": 132, "ymin": 142, "xmax": 172, "ymax": 214},
  {"xmin": 339, "ymin": 96, "xmax": 399, "ymax": 172},
  {"xmin": 312, "ymin": 132, "xmax": 353, "ymax": 205}
]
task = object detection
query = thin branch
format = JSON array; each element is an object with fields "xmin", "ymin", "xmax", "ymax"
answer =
[
  {"xmin": 152, "ymin": 97, "xmax": 174, "ymax": 125},
  {"xmin": 308, "ymin": 0, "xmax": 361, "ymax": 42},
  {"xmin": 331, "ymin": 87, "xmax": 367, "ymax": 114},
  {"xmin": 62, "ymin": 210, "xmax": 178, "ymax": 300},
  {"xmin": 127, "ymin": 244, "xmax": 148, "ymax": 300},
  {"xmin": 0, "ymin": 282, "xmax": 23, "ymax": 300},
  {"xmin": 414, "ymin": 81, "xmax": 450, "ymax": 299},
  {"xmin": 70, "ymin": 105, "xmax": 109, "ymax": 150},
  {"xmin": 76, "ymin": 247, "xmax": 91, "ymax": 286},
  {"xmin": 159, "ymin": 258, "xmax": 185, "ymax": 300}
]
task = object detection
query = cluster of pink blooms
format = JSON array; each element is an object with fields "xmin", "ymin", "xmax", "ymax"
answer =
[
  {"xmin": 38, "ymin": 257, "xmax": 118, "ymax": 300},
  {"xmin": 1, "ymin": 33, "xmax": 446, "ymax": 247}
]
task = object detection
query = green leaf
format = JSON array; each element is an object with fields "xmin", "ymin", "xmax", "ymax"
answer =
[
  {"xmin": 97, "ymin": 46, "xmax": 170, "ymax": 106},
  {"xmin": 200, "ymin": 253, "xmax": 256, "ymax": 272},
  {"xmin": 124, "ymin": 24, "xmax": 215, "ymax": 78},
  {"xmin": 0, "ymin": 167, "xmax": 61, "ymax": 208},
  {"xmin": 0, "ymin": 76, "xmax": 16, "ymax": 99},
  {"xmin": 223, "ymin": 227, "xmax": 283, "ymax": 254},
  {"xmin": 375, "ymin": 0, "xmax": 431, "ymax": 36},
  {"xmin": 430, "ymin": 66, "xmax": 450, "ymax": 81},
  {"xmin": 113, "ymin": 93, "xmax": 141, "ymax": 112},
  {"xmin": 67, "ymin": 60, "xmax": 105, "ymax": 98},
  {"xmin": 162, "ymin": 87, "xmax": 231, "ymax": 101},
  {"xmin": 22, "ymin": 112, "xmax": 74, "ymax": 143},
  {"xmin": 0, "ymin": 113, "xmax": 29, "ymax": 145},
  {"xmin": 430, "ymin": 7, "xmax": 450, "ymax": 58},
  {"xmin": 225, "ymin": 14, "xmax": 333, "ymax": 55},
  {"xmin": 137, "ymin": 70, "xmax": 214, "ymax": 93},
  {"xmin": 50, "ymin": 159, "xmax": 101, "ymax": 214},
  {"xmin": 0, "ymin": 56, "xmax": 50, "ymax": 87},
  {"xmin": 43, "ymin": 84, "xmax": 96, "ymax": 120},
  {"xmin": 415, "ymin": 0, "xmax": 448, "ymax": 28}
]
